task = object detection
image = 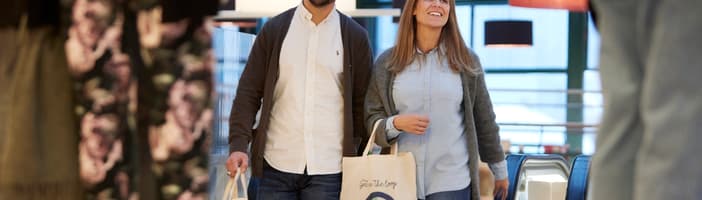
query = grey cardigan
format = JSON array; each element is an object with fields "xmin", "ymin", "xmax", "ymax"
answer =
[{"xmin": 364, "ymin": 49, "xmax": 505, "ymax": 200}]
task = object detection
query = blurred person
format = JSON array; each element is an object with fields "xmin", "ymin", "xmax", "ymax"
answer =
[
  {"xmin": 224, "ymin": 0, "xmax": 373, "ymax": 198},
  {"xmin": 104, "ymin": 51, "xmax": 134, "ymax": 104},
  {"xmin": 79, "ymin": 112, "xmax": 123, "ymax": 187},
  {"xmin": 65, "ymin": 0, "xmax": 119, "ymax": 76},
  {"xmin": 150, "ymin": 78, "xmax": 211, "ymax": 161},
  {"xmin": 588, "ymin": 0, "xmax": 702, "ymax": 199},
  {"xmin": 70, "ymin": 0, "xmax": 112, "ymax": 49},
  {"xmin": 137, "ymin": 6, "xmax": 163, "ymax": 49},
  {"xmin": 148, "ymin": 75, "xmax": 212, "ymax": 200},
  {"xmin": 364, "ymin": 0, "xmax": 508, "ymax": 199}
]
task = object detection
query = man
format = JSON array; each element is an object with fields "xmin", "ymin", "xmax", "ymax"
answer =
[
  {"xmin": 225, "ymin": 0, "xmax": 373, "ymax": 199},
  {"xmin": 588, "ymin": 0, "xmax": 702, "ymax": 199}
]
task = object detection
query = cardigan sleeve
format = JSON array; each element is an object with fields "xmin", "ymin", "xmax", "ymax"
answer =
[
  {"xmin": 228, "ymin": 21, "xmax": 273, "ymax": 154},
  {"xmin": 364, "ymin": 50, "xmax": 398, "ymax": 148},
  {"xmin": 471, "ymin": 52, "xmax": 506, "ymax": 163}
]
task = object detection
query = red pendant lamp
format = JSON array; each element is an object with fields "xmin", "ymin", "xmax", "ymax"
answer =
[{"xmin": 509, "ymin": 0, "xmax": 589, "ymax": 12}]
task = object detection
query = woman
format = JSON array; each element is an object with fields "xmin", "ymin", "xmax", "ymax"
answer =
[{"xmin": 364, "ymin": 0, "xmax": 509, "ymax": 199}]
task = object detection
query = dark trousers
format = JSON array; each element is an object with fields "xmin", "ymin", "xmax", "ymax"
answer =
[
  {"xmin": 253, "ymin": 161, "xmax": 342, "ymax": 200},
  {"xmin": 421, "ymin": 185, "xmax": 472, "ymax": 200}
]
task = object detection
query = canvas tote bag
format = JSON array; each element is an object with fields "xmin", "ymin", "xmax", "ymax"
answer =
[
  {"xmin": 341, "ymin": 120, "xmax": 417, "ymax": 200},
  {"xmin": 222, "ymin": 169, "xmax": 248, "ymax": 200}
]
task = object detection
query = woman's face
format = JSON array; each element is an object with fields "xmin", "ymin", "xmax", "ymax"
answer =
[{"xmin": 413, "ymin": 0, "xmax": 451, "ymax": 29}]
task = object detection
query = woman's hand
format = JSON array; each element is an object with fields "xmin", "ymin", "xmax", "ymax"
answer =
[
  {"xmin": 392, "ymin": 114, "xmax": 430, "ymax": 134},
  {"xmin": 494, "ymin": 179, "xmax": 509, "ymax": 200}
]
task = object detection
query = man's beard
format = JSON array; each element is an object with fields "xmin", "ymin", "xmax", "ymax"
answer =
[{"xmin": 309, "ymin": 0, "xmax": 334, "ymax": 7}]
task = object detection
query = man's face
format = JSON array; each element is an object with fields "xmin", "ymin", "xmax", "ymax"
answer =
[{"xmin": 309, "ymin": 0, "xmax": 335, "ymax": 7}]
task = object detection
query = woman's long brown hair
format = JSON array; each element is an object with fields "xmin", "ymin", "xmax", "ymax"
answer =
[{"xmin": 389, "ymin": 0, "xmax": 479, "ymax": 74}]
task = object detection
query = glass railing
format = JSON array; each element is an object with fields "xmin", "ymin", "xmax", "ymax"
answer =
[
  {"xmin": 489, "ymin": 88, "xmax": 602, "ymax": 156},
  {"xmin": 210, "ymin": 27, "xmax": 256, "ymax": 200}
]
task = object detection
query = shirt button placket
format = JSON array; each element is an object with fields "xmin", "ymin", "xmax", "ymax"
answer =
[{"xmin": 304, "ymin": 25, "xmax": 319, "ymax": 171}]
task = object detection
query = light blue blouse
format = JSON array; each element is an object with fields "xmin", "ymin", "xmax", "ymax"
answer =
[{"xmin": 385, "ymin": 47, "xmax": 507, "ymax": 198}]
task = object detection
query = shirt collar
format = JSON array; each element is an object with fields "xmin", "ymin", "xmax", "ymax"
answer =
[
  {"xmin": 295, "ymin": 3, "xmax": 338, "ymax": 24},
  {"xmin": 416, "ymin": 45, "xmax": 441, "ymax": 55}
]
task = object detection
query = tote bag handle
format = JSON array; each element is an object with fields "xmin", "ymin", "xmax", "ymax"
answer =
[
  {"xmin": 222, "ymin": 168, "xmax": 248, "ymax": 200},
  {"xmin": 361, "ymin": 119, "xmax": 400, "ymax": 157}
]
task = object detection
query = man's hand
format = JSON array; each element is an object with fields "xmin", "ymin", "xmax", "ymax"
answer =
[
  {"xmin": 494, "ymin": 179, "xmax": 509, "ymax": 200},
  {"xmin": 225, "ymin": 151, "xmax": 249, "ymax": 177},
  {"xmin": 392, "ymin": 114, "xmax": 430, "ymax": 135}
]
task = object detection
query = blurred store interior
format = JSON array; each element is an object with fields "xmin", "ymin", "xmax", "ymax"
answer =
[{"xmin": 1, "ymin": 0, "xmax": 598, "ymax": 199}]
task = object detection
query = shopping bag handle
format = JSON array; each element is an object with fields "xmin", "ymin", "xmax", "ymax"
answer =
[
  {"xmin": 362, "ymin": 119, "xmax": 400, "ymax": 156},
  {"xmin": 222, "ymin": 168, "xmax": 248, "ymax": 200}
]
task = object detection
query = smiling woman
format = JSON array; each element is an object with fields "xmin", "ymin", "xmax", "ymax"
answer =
[
  {"xmin": 390, "ymin": 0, "xmax": 477, "ymax": 74},
  {"xmin": 365, "ymin": 0, "xmax": 509, "ymax": 199},
  {"xmin": 414, "ymin": 0, "xmax": 450, "ymax": 29}
]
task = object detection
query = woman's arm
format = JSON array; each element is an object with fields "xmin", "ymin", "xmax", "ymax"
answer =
[
  {"xmin": 470, "ymin": 53, "xmax": 505, "ymax": 163},
  {"xmin": 365, "ymin": 51, "xmax": 431, "ymax": 148},
  {"xmin": 470, "ymin": 54, "xmax": 509, "ymax": 199},
  {"xmin": 364, "ymin": 64, "xmax": 394, "ymax": 148},
  {"xmin": 473, "ymin": 72, "xmax": 504, "ymax": 162}
]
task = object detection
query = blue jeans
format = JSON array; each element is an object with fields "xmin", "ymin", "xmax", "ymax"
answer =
[
  {"xmin": 421, "ymin": 185, "xmax": 472, "ymax": 200},
  {"xmin": 254, "ymin": 161, "xmax": 341, "ymax": 200}
]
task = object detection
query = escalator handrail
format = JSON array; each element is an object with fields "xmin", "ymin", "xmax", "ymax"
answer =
[
  {"xmin": 504, "ymin": 154, "xmax": 570, "ymax": 200},
  {"xmin": 565, "ymin": 155, "xmax": 591, "ymax": 200}
]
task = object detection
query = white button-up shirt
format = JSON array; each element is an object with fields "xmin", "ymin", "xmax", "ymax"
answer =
[{"xmin": 264, "ymin": 4, "xmax": 345, "ymax": 175}]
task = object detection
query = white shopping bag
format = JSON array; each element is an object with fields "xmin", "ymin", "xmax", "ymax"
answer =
[
  {"xmin": 341, "ymin": 120, "xmax": 417, "ymax": 200},
  {"xmin": 222, "ymin": 169, "xmax": 248, "ymax": 200}
]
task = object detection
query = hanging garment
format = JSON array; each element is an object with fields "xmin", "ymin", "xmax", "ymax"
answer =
[{"xmin": 0, "ymin": 17, "xmax": 82, "ymax": 199}]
